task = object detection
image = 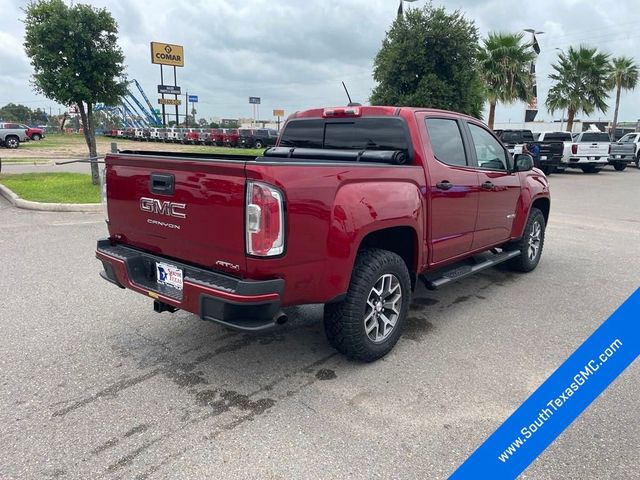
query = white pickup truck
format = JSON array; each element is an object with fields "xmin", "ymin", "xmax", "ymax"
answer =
[
  {"xmin": 561, "ymin": 131, "xmax": 611, "ymax": 173},
  {"xmin": 0, "ymin": 122, "xmax": 30, "ymax": 149}
]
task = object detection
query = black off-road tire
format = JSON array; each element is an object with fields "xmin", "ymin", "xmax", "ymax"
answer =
[
  {"xmin": 635, "ymin": 155, "xmax": 640, "ymax": 169},
  {"xmin": 4, "ymin": 136, "xmax": 19, "ymax": 149},
  {"xmin": 254, "ymin": 140, "xmax": 264, "ymax": 149},
  {"xmin": 32, "ymin": 133, "xmax": 42, "ymax": 141},
  {"xmin": 323, "ymin": 248, "xmax": 412, "ymax": 362},
  {"xmin": 613, "ymin": 162, "xmax": 627, "ymax": 171},
  {"xmin": 504, "ymin": 208, "xmax": 546, "ymax": 273}
]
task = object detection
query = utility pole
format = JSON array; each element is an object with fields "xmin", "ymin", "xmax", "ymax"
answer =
[{"xmin": 185, "ymin": 91, "xmax": 188, "ymax": 127}]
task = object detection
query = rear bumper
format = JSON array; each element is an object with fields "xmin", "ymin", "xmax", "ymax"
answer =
[
  {"xmin": 608, "ymin": 155, "xmax": 634, "ymax": 164},
  {"xmin": 96, "ymin": 239, "xmax": 284, "ymax": 332},
  {"xmin": 564, "ymin": 157, "xmax": 609, "ymax": 166},
  {"xmin": 535, "ymin": 157, "xmax": 561, "ymax": 168}
]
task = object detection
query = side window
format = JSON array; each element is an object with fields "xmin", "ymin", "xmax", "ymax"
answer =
[
  {"xmin": 468, "ymin": 123, "xmax": 508, "ymax": 171},
  {"xmin": 425, "ymin": 118, "xmax": 467, "ymax": 166}
]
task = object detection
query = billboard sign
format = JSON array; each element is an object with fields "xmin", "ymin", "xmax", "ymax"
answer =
[
  {"xmin": 188, "ymin": 95, "xmax": 198, "ymax": 103},
  {"xmin": 151, "ymin": 42, "xmax": 184, "ymax": 67},
  {"xmin": 158, "ymin": 85, "xmax": 181, "ymax": 95},
  {"xmin": 158, "ymin": 98, "xmax": 182, "ymax": 106},
  {"xmin": 249, "ymin": 97, "xmax": 261, "ymax": 104},
  {"xmin": 273, "ymin": 109, "xmax": 285, "ymax": 117}
]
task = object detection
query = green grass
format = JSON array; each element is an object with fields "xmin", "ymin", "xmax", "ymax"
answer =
[
  {"xmin": 0, "ymin": 173, "xmax": 100, "ymax": 203},
  {"xmin": 1, "ymin": 158, "xmax": 51, "ymax": 164},
  {"xmin": 184, "ymin": 145, "xmax": 264, "ymax": 156},
  {"xmin": 19, "ymin": 133, "xmax": 88, "ymax": 149},
  {"xmin": 20, "ymin": 133, "xmax": 266, "ymax": 157}
]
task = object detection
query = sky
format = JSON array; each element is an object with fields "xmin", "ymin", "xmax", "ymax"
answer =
[{"xmin": 1, "ymin": 0, "xmax": 639, "ymax": 124}]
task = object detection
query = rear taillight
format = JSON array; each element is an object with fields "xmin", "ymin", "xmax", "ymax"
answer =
[
  {"xmin": 246, "ymin": 181, "xmax": 285, "ymax": 256},
  {"xmin": 571, "ymin": 143, "xmax": 577, "ymax": 155},
  {"xmin": 101, "ymin": 167, "xmax": 109, "ymax": 222}
]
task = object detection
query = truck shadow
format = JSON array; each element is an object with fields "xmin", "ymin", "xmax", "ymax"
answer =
[{"xmin": 58, "ymin": 267, "xmax": 515, "ymax": 477}]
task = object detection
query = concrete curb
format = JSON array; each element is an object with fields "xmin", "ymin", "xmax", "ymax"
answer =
[{"xmin": 0, "ymin": 183, "xmax": 102, "ymax": 213}]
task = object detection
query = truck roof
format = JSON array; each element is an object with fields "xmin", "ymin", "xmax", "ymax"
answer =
[{"xmin": 289, "ymin": 105, "xmax": 480, "ymax": 123}]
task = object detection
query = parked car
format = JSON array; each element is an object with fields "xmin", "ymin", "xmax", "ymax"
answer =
[
  {"xmin": 133, "ymin": 128, "xmax": 145, "ymax": 141},
  {"xmin": 238, "ymin": 128, "xmax": 279, "ymax": 148},
  {"xmin": 561, "ymin": 131, "xmax": 611, "ymax": 173},
  {"xmin": 163, "ymin": 127, "xmax": 180, "ymax": 143},
  {"xmin": 0, "ymin": 122, "xmax": 30, "ymax": 149},
  {"xmin": 204, "ymin": 128, "xmax": 225, "ymax": 146},
  {"xmin": 18, "ymin": 124, "xmax": 45, "ymax": 141},
  {"xmin": 493, "ymin": 129, "xmax": 535, "ymax": 154},
  {"xmin": 616, "ymin": 132, "xmax": 640, "ymax": 168},
  {"xmin": 97, "ymin": 105, "xmax": 550, "ymax": 361},
  {"xmin": 182, "ymin": 128, "xmax": 200, "ymax": 145},
  {"xmin": 608, "ymin": 140, "xmax": 635, "ymax": 171},
  {"xmin": 533, "ymin": 131, "xmax": 572, "ymax": 174},
  {"xmin": 223, "ymin": 128, "xmax": 240, "ymax": 147}
]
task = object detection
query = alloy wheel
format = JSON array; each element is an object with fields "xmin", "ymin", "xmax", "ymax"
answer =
[
  {"xmin": 528, "ymin": 221, "xmax": 542, "ymax": 261},
  {"xmin": 364, "ymin": 274, "xmax": 402, "ymax": 343}
]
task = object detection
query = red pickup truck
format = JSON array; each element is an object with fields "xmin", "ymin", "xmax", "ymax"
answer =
[{"xmin": 97, "ymin": 106, "xmax": 550, "ymax": 361}]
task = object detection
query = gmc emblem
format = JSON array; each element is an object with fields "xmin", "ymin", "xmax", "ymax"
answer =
[{"xmin": 140, "ymin": 197, "xmax": 186, "ymax": 219}]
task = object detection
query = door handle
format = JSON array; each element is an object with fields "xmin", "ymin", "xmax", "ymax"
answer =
[
  {"xmin": 481, "ymin": 181, "xmax": 494, "ymax": 190},
  {"xmin": 150, "ymin": 173, "xmax": 175, "ymax": 195},
  {"xmin": 436, "ymin": 181, "xmax": 453, "ymax": 190}
]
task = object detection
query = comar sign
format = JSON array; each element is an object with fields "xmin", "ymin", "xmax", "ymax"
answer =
[{"xmin": 150, "ymin": 42, "xmax": 184, "ymax": 67}]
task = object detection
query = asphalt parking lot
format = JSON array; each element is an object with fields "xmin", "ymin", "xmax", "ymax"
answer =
[{"xmin": 1, "ymin": 166, "xmax": 638, "ymax": 479}]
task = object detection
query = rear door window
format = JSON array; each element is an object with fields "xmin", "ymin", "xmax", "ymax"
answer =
[{"xmin": 425, "ymin": 118, "xmax": 467, "ymax": 166}]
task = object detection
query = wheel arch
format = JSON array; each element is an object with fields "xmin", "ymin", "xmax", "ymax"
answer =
[
  {"xmin": 531, "ymin": 196, "xmax": 550, "ymax": 224},
  {"xmin": 358, "ymin": 225, "xmax": 420, "ymax": 289}
]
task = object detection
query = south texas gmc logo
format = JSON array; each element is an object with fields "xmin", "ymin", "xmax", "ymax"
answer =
[{"xmin": 140, "ymin": 197, "xmax": 186, "ymax": 219}]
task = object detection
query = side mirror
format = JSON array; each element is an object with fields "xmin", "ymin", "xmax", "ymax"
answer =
[{"xmin": 514, "ymin": 153, "xmax": 534, "ymax": 172}]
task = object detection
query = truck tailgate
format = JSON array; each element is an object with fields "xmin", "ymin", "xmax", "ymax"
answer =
[
  {"xmin": 105, "ymin": 153, "xmax": 248, "ymax": 275},
  {"xmin": 576, "ymin": 142, "xmax": 609, "ymax": 157}
]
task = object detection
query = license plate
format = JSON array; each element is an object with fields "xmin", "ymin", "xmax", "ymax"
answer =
[
  {"xmin": 156, "ymin": 262, "xmax": 183, "ymax": 290},
  {"xmin": 588, "ymin": 157, "xmax": 594, "ymax": 160},
  {"xmin": 540, "ymin": 155, "xmax": 547, "ymax": 160},
  {"xmin": 615, "ymin": 155, "xmax": 621, "ymax": 159}
]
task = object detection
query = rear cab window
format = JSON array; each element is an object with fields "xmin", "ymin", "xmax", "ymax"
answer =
[
  {"xmin": 279, "ymin": 117, "xmax": 412, "ymax": 159},
  {"xmin": 542, "ymin": 132, "xmax": 572, "ymax": 141},
  {"xmin": 580, "ymin": 132, "xmax": 610, "ymax": 142}
]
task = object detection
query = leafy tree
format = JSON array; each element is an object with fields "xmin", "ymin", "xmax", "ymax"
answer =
[
  {"xmin": 545, "ymin": 46, "xmax": 611, "ymax": 132},
  {"xmin": 0, "ymin": 103, "xmax": 31, "ymax": 123},
  {"xmin": 0, "ymin": 103, "xmax": 47, "ymax": 124},
  {"xmin": 608, "ymin": 56, "xmax": 638, "ymax": 139},
  {"xmin": 23, "ymin": 0, "xmax": 127, "ymax": 184},
  {"xmin": 370, "ymin": 5, "xmax": 484, "ymax": 118},
  {"xmin": 478, "ymin": 32, "xmax": 535, "ymax": 129},
  {"xmin": 209, "ymin": 121, "xmax": 220, "ymax": 128}
]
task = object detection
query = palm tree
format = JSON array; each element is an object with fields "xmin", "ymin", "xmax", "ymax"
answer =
[
  {"xmin": 478, "ymin": 32, "xmax": 535, "ymax": 129},
  {"xmin": 608, "ymin": 56, "xmax": 638, "ymax": 139},
  {"xmin": 546, "ymin": 46, "xmax": 611, "ymax": 132}
]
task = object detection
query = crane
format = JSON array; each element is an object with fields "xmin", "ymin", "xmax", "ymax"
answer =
[{"xmin": 132, "ymin": 79, "xmax": 162, "ymax": 125}]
